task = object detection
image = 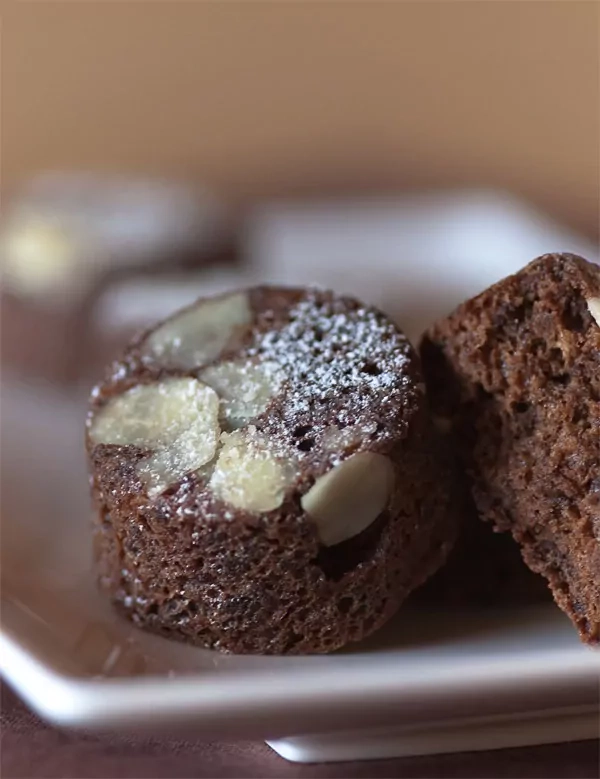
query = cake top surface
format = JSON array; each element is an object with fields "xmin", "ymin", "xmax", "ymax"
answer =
[{"xmin": 88, "ymin": 286, "xmax": 421, "ymax": 516}]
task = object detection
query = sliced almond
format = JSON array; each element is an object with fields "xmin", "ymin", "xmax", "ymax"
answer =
[
  {"xmin": 144, "ymin": 291, "xmax": 251, "ymax": 369},
  {"xmin": 587, "ymin": 297, "xmax": 600, "ymax": 327},
  {"xmin": 209, "ymin": 428, "xmax": 294, "ymax": 512},
  {"xmin": 301, "ymin": 452, "xmax": 395, "ymax": 547},
  {"xmin": 200, "ymin": 360, "xmax": 284, "ymax": 429},
  {"xmin": 90, "ymin": 377, "xmax": 220, "ymax": 497}
]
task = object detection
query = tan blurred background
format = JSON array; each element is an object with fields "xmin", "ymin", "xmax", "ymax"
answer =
[{"xmin": 2, "ymin": 1, "xmax": 599, "ymax": 242}]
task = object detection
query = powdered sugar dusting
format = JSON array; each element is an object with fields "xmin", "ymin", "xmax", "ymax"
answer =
[{"xmin": 246, "ymin": 292, "xmax": 415, "ymax": 456}]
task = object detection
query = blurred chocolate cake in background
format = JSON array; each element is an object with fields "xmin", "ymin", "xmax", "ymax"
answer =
[{"xmin": 1, "ymin": 172, "xmax": 239, "ymax": 384}]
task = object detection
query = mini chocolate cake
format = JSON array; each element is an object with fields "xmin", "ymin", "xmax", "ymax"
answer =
[
  {"xmin": 87, "ymin": 287, "xmax": 458, "ymax": 654},
  {"xmin": 421, "ymin": 253, "xmax": 600, "ymax": 643}
]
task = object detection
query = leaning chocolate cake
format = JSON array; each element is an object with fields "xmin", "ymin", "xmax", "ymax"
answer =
[
  {"xmin": 421, "ymin": 253, "xmax": 600, "ymax": 643},
  {"xmin": 87, "ymin": 287, "xmax": 457, "ymax": 654}
]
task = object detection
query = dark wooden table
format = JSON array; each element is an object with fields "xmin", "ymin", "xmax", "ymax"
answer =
[{"xmin": 1, "ymin": 684, "xmax": 598, "ymax": 779}]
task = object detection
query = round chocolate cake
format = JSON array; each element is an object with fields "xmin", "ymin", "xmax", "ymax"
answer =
[{"xmin": 87, "ymin": 287, "xmax": 457, "ymax": 654}]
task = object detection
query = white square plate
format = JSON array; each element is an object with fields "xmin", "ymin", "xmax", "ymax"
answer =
[{"xmin": 1, "ymin": 192, "xmax": 599, "ymax": 763}]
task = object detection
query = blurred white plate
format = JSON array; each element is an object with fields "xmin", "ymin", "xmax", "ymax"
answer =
[{"xmin": 1, "ymin": 191, "xmax": 599, "ymax": 763}]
